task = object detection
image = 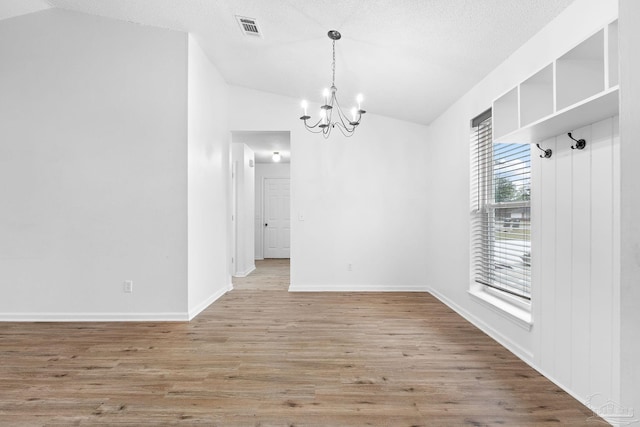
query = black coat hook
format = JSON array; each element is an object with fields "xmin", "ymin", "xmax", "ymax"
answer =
[
  {"xmin": 536, "ymin": 143, "xmax": 552, "ymax": 159},
  {"xmin": 568, "ymin": 132, "xmax": 586, "ymax": 150}
]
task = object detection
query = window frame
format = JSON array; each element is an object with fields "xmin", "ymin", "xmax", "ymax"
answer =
[{"xmin": 470, "ymin": 110, "xmax": 532, "ymax": 327}]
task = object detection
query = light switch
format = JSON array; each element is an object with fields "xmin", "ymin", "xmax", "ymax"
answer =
[{"xmin": 123, "ymin": 280, "xmax": 133, "ymax": 293}]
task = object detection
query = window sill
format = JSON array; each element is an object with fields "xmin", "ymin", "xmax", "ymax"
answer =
[{"xmin": 468, "ymin": 288, "xmax": 532, "ymax": 331}]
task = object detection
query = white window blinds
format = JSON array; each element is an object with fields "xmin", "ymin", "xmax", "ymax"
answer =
[{"xmin": 471, "ymin": 110, "xmax": 531, "ymax": 300}]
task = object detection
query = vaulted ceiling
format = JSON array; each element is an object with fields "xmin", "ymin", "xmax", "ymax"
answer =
[{"xmin": 1, "ymin": 0, "xmax": 575, "ymax": 125}]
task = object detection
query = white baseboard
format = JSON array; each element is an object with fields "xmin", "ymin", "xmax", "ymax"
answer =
[
  {"xmin": 233, "ymin": 264, "xmax": 256, "ymax": 278},
  {"xmin": 428, "ymin": 288, "xmax": 615, "ymax": 421},
  {"xmin": 0, "ymin": 312, "xmax": 190, "ymax": 322},
  {"xmin": 0, "ymin": 283, "xmax": 234, "ymax": 322},
  {"xmin": 532, "ymin": 366, "xmax": 625, "ymax": 427},
  {"xmin": 288, "ymin": 283, "xmax": 429, "ymax": 292},
  {"xmin": 428, "ymin": 287, "xmax": 534, "ymax": 364},
  {"xmin": 188, "ymin": 283, "xmax": 233, "ymax": 320}
]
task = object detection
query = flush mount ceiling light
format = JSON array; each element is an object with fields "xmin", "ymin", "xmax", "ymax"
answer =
[
  {"xmin": 272, "ymin": 152, "xmax": 281, "ymax": 162},
  {"xmin": 300, "ymin": 30, "xmax": 366, "ymax": 138}
]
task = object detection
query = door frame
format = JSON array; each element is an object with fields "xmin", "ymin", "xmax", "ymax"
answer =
[
  {"xmin": 261, "ymin": 177, "xmax": 291, "ymax": 259},
  {"xmin": 231, "ymin": 160, "xmax": 238, "ymax": 274}
]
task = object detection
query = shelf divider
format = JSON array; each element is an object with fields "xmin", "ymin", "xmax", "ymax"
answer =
[{"xmin": 520, "ymin": 64, "xmax": 554, "ymax": 127}]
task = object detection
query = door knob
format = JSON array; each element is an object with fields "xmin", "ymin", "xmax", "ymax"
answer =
[{"xmin": 264, "ymin": 223, "xmax": 268, "ymax": 227}]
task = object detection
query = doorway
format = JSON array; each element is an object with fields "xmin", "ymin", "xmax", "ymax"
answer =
[
  {"xmin": 263, "ymin": 178, "xmax": 290, "ymax": 258},
  {"xmin": 230, "ymin": 130, "xmax": 291, "ymax": 269}
]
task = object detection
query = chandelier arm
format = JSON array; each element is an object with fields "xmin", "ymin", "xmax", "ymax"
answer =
[
  {"xmin": 332, "ymin": 122, "xmax": 356, "ymax": 137},
  {"xmin": 336, "ymin": 113, "xmax": 355, "ymax": 134},
  {"xmin": 302, "ymin": 117, "xmax": 324, "ymax": 129},
  {"xmin": 327, "ymin": 100, "xmax": 335, "ymax": 125},
  {"xmin": 307, "ymin": 126, "xmax": 326, "ymax": 134},
  {"xmin": 332, "ymin": 97, "xmax": 357, "ymax": 132},
  {"xmin": 332, "ymin": 96, "xmax": 344, "ymax": 119},
  {"xmin": 319, "ymin": 122, "xmax": 331, "ymax": 138},
  {"xmin": 336, "ymin": 121, "xmax": 356, "ymax": 135}
]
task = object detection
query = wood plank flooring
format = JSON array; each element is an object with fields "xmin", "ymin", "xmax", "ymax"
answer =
[{"xmin": 0, "ymin": 259, "xmax": 600, "ymax": 426}]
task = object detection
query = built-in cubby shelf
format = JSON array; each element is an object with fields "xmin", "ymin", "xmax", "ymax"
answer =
[
  {"xmin": 493, "ymin": 19, "xmax": 618, "ymax": 144},
  {"xmin": 493, "ymin": 87, "xmax": 519, "ymax": 139},
  {"xmin": 520, "ymin": 64, "xmax": 554, "ymax": 127}
]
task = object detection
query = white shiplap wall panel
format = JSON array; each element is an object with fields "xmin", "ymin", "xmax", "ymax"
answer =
[
  {"xmin": 570, "ymin": 124, "xmax": 591, "ymax": 398},
  {"xmin": 611, "ymin": 117, "xmax": 621, "ymax": 404},
  {"xmin": 537, "ymin": 137, "xmax": 557, "ymax": 372},
  {"xmin": 553, "ymin": 135, "xmax": 574, "ymax": 388},
  {"xmin": 589, "ymin": 117, "xmax": 615, "ymax": 399},
  {"xmin": 534, "ymin": 115, "xmax": 618, "ymax": 401}
]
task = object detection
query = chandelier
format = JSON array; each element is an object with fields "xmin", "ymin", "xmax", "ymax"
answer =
[{"xmin": 299, "ymin": 30, "xmax": 366, "ymax": 138}]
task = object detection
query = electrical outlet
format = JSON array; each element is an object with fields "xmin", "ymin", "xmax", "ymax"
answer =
[{"xmin": 123, "ymin": 280, "xmax": 133, "ymax": 293}]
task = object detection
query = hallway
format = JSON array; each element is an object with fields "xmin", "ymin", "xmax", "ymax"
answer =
[{"xmin": 232, "ymin": 259, "xmax": 290, "ymax": 291}]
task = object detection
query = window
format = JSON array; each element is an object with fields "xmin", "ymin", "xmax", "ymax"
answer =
[{"xmin": 471, "ymin": 109, "xmax": 531, "ymax": 301}]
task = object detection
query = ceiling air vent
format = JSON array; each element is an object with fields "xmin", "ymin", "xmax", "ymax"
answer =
[{"xmin": 235, "ymin": 16, "xmax": 262, "ymax": 38}]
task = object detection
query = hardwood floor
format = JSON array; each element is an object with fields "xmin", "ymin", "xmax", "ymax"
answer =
[{"xmin": 0, "ymin": 259, "xmax": 600, "ymax": 426}]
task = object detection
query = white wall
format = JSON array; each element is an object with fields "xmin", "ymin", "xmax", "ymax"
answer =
[
  {"xmin": 618, "ymin": 0, "xmax": 640, "ymax": 416},
  {"xmin": 187, "ymin": 35, "xmax": 232, "ymax": 319},
  {"xmin": 231, "ymin": 143, "xmax": 255, "ymax": 277},
  {"xmin": 227, "ymin": 85, "xmax": 431, "ymax": 291},
  {"xmin": 424, "ymin": 0, "xmax": 619, "ymax": 414},
  {"xmin": 0, "ymin": 9, "xmax": 189, "ymax": 319},
  {"xmin": 254, "ymin": 163, "xmax": 291, "ymax": 260}
]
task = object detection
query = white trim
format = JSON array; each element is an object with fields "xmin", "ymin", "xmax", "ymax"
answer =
[
  {"xmin": 188, "ymin": 283, "xmax": 233, "ymax": 320},
  {"xmin": 0, "ymin": 312, "xmax": 189, "ymax": 322},
  {"xmin": 523, "ymin": 360, "xmax": 625, "ymax": 427},
  {"xmin": 468, "ymin": 288, "xmax": 533, "ymax": 330},
  {"xmin": 262, "ymin": 177, "xmax": 291, "ymax": 259},
  {"xmin": 429, "ymin": 288, "xmax": 534, "ymax": 363},
  {"xmin": 288, "ymin": 283, "xmax": 429, "ymax": 292},
  {"xmin": 433, "ymin": 285, "xmax": 613, "ymax": 423},
  {"xmin": 533, "ymin": 365, "xmax": 606, "ymax": 424},
  {"xmin": 259, "ymin": 176, "xmax": 265, "ymax": 260},
  {"xmin": 0, "ymin": 283, "xmax": 235, "ymax": 322},
  {"xmin": 233, "ymin": 264, "xmax": 256, "ymax": 278}
]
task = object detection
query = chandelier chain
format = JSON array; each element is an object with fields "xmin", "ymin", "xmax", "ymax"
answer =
[{"xmin": 331, "ymin": 39, "xmax": 336, "ymax": 87}]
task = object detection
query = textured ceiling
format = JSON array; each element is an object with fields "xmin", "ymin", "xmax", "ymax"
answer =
[
  {"xmin": 0, "ymin": 0, "xmax": 49, "ymax": 21},
  {"xmin": 3, "ymin": 0, "xmax": 575, "ymax": 125}
]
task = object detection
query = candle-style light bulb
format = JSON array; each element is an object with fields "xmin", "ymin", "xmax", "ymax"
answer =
[
  {"xmin": 351, "ymin": 107, "xmax": 357, "ymax": 122},
  {"xmin": 323, "ymin": 88, "xmax": 330, "ymax": 105},
  {"xmin": 301, "ymin": 100, "xmax": 308, "ymax": 116},
  {"xmin": 356, "ymin": 94, "xmax": 363, "ymax": 110},
  {"xmin": 320, "ymin": 108, "xmax": 327, "ymax": 124}
]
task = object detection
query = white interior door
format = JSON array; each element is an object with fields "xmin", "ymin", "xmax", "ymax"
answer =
[{"xmin": 263, "ymin": 178, "xmax": 290, "ymax": 258}]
